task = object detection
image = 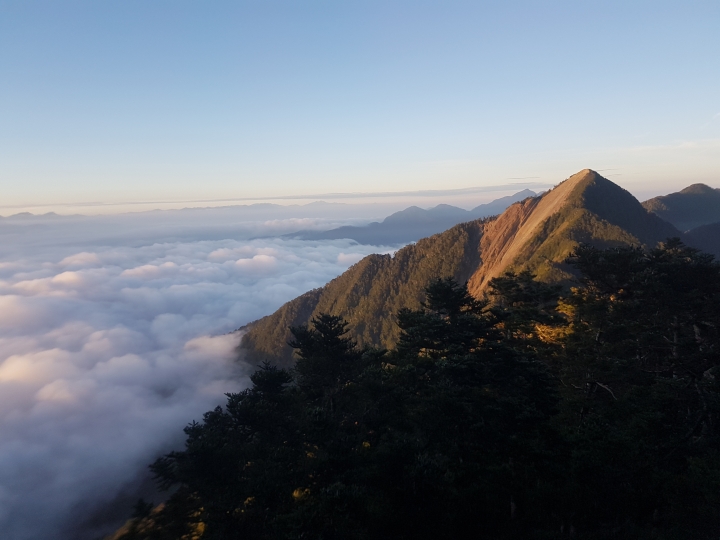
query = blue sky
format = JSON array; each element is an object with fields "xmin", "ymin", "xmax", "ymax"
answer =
[{"xmin": 1, "ymin": 1, "xmax": 719, "ymax": 211}]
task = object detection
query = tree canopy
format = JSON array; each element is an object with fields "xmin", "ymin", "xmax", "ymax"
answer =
[{"xmin": 113, "ymin": 239, "xmax": 720, "ymax": 540}]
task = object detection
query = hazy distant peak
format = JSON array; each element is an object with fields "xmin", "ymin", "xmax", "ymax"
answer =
[
  {"xmin": 512, "ymin": 188, "xmax": 538, "ymax": 198},
  {"xmin": 679, "ymin": 183, "xmax": 717, "ymax": 195},
  {"xmin": 425, "ymin": 204, "xmax": 469, "ymax": 216},
  {"xmin": 382, "ymin": 206, "xmax": 426, "ymax": 221},
  {"xmin": 302, "ymin": 201, "xmax": 347, "ymax": 207},
  {"xmin": 4, "ymin": 211, "xmax": 63, "ymax": 219},
  {"xmin": 281, "ymin": 189, "xmax": 535, "ymax": 245},
  {"xmin": 468, "ymin": 188, "xmax": 537, "ymax": 215},
  {"xmin": 431, "ymin": 203, "xmax": 464, "ymax": 211}
]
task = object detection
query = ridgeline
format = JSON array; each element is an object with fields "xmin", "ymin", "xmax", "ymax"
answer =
[{"xmin": 241, "ymin": 170, "xmax": 682, "ymax": 366}]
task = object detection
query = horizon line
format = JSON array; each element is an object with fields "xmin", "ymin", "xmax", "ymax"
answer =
[{"xmin": 0, "ymin": 182, "xmax": 552, "ymax": 211}]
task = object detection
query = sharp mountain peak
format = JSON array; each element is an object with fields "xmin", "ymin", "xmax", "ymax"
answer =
[{"xmin": 241, "ymin": 170, "xmax": 684, "ymax": 365}]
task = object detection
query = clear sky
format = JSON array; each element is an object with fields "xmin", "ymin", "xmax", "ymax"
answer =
[{"xmin": 1, "ymin": 0, "xmax": 719, "ymax": 212}]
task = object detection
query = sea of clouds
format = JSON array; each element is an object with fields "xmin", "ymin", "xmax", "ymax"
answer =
[{"xmin": 0, "ymin": 209, "xmax": 390, "ymax": 539}]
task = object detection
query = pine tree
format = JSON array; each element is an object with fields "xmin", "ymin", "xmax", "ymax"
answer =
[{"xmin": 554, "ymin": 239, "xmax": 720, "ymax": 538}]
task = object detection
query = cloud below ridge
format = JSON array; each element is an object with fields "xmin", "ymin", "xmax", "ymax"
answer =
[{"xmin": 0, "ymin": 215, "xmax": 387, "ymax": 539}]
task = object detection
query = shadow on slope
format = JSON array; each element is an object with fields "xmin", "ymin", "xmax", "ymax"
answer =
[
  {"xmin": 643, "ymin": 183, "xmax": 720, "ymax": 231},
  {"xmin": 686, "ymin": 222, "xmax": 720, "ymax": 258}
]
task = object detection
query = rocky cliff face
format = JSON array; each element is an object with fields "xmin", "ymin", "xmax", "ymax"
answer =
[
  {"xmin": 241, "ymin": 170, "xmax": 682, "ymax": 365},
  {"xmin": 467, "ymin": 169, "xmax": 680, "ymax": 293}
]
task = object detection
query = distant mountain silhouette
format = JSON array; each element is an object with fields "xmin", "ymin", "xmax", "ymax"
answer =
[
  {"xmin": 3, "ymin": 212, "xmax": 63, "ymax": 219},
  {"xmin": 241, "ymin": 170, "xmax": 682, "ymax": 365},
  {"xmin": 283, "ymin": 190, "xmax": 537, "ymax": 245},
  {"xmin": 642, "ymin": 184, "xmax": 720, "ymax": 231}
]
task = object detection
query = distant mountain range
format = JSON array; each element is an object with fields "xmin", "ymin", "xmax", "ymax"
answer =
[
  {"xmin": 241, "ymin": 170, "xmax": 720, "ymax": 365},
  {"xmin": 282, "ymin": 189, "xmax": 537, "ymax": 245},
  {"xmin": 0, "ymin": 211, "xmax": 65, "ymax": 219}
]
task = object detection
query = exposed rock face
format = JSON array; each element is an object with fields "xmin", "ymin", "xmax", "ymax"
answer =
[
  {"xmin": 241, "ymin": 170, "xmax": 682, "ymax": 365},
  {"xmin": 467, "ymin": 169, "xmax": 680, "ymax": 293},
  {"xmin": 642, "ymin": 183, "xmax": 720, "ymax": 231}
]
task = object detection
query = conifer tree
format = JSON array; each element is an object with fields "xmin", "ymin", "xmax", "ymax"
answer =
[{"xmin": 112, "ymin": 245, "xmax": 720, "ymax": 540}]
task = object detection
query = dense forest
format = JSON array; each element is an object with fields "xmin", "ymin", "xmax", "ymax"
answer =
[{"xmin": 112, "ymin": 239, "xmax": 720, "ymax": 540}]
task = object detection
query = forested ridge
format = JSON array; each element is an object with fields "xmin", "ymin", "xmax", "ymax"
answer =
[
  {"xmin": 241, "ymin": 218, "xmax": 488, "ymax": 366},
  {"xmin": 111, "ymin": 239, "xmax": 720, "ymax": 540},
  {"xmin": 241, "ymin": 170, "xmax": 687, "ymax": 366}
]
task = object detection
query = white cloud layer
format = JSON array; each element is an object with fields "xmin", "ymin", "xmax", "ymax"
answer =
[{"xmin": 0, "ymin": 213, "xmax": 386, "ymax": 539}]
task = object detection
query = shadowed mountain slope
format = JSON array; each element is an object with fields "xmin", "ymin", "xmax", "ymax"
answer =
[
  {"xmin": 686, "ymin": 222, "xmax": 720, "ymax": 258},
  {"xmin": 284, "ymin": 189, "xmax": 536, "ymax": 245},
  {"xmin": 642, "ymin": 183, "xmax": 720, "ymax": 231},
  {"xmin": 241, "ymin": 170, "xmax": 682, "ymax": 365}
]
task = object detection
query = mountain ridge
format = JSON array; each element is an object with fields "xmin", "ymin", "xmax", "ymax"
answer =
[
  {"xmin": 240, "ymin": 170, "xmax": 683, "ymax": 365},
  {"xmin": 467, "ymin": 169, "xmax": 680, "ymax": 292},
  {"xmin": 642, "ymin": 183, "xmax": 720, "ymax": 231},
  {"xmin": 282, "ymin": 189, "xmax": 536, "ymax": 245}
]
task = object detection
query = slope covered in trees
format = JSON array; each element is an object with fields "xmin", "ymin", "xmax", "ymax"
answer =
[
  {"xmin": 241, "ymin": 219, "xmax": 488, "ymax": 366},
  {"xmin": 242, "ymin": 170, "xmax": 681, "ymax": 365},
  {"xmin": 112, "ymin": 240, "xmax": 720, "ymax": 539}
]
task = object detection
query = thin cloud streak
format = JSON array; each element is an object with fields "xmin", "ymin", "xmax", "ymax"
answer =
[{"xmin": 0, "ymin": 182, "xmax": 553, "ymax": 213}]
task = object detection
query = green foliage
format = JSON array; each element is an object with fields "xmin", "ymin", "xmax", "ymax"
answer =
[
  {"xmin": 242, "ymin": 220, "xmax": 487, "ymax": 366},
  {"xmin": 115, "ymin": 278, "xmax": 559, "ymax": 539},
  {"xmin": 114, "ymin": 241, "xmax": 720, "ymax": 539},
  {"xmin": 395, "ymin": 277, "xmax": 498, "ymax": 359},
  {"xmin": 554, "ymin": 239, "xmax": 720, "ymax": 538},
  {"xmin": 487, "ymin": 270, "xmax": 563, "ymax": 348}
]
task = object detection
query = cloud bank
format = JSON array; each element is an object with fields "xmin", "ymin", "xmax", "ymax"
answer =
[{"xmin": 0, "ymin": 214, "xmax": 387, "ymax": 539}]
